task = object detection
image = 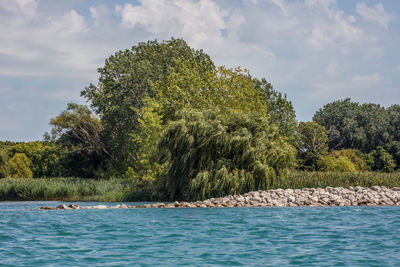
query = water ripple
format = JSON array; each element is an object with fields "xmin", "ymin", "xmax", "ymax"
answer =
[{"xmin": 1, "ymin": 203, "xmax": 400, "ymax": 266}]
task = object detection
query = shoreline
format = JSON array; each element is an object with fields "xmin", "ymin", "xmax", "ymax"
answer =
[{"xmin": 40, "ymin": 185, "xmax": 400, "ymax": 210}]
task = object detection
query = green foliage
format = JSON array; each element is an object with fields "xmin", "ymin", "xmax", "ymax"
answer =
[
  {"xmin": 8, "ymin": 153, "xmax": 33, "ymax": 178},
  {"xmin": 386, "ymin": 105, "xmax": 400, "ymax": 167},
  {"xmin": 81, "ymin": 39, "xmax": 215, "ymax": 172},
  {"xmin": 329, "ymin": 149, "xmax": 368, "ymax": 171},
  {"xmin": 313, "ymin": 99, "xmax": 400, "ymax": 170},
  {"xmin": 317, "ymin": 155, "xmax": 356, "ymax": 172},
  {"xmin": 296, "ymin": 121, "xmax": 328, "ymax": 170},
  {"xmin": 159, "ymin": 109, "xmax": 296, "ymax": 201},
  {"xmin": 80, "ymin": 38, "xmax": 296, "ymax": 177},
  {"xmin": 0, "ymin": 149, "xmax": 9, "ymax": 178},
  {"xmin": 153, "ymin": 59, "xmax": 296, "ymax": 137},
  {"xmin": 317, "ymin": 149, "xmax": 369, "ymax": 172},
  {"xmin": 153, "ymin": 62, "xmax": 268, "ymax": 122},
  {"xmin": 367, "ymin": 147, "xmax": 396, "ymax": 172},
  {"xmin": 6, "ymin": 141, "xmax": 64, "ymax": 177},
  {"xmin": 313, "ymin": 99, "xmax": 390, "ymax": 152},
  {"xmin": 253, "ymin": 78, "xmax": 297, "ymax": 138},
  {"xmin": 124, "ymin": 97, "xmax": 168, "ymax": 199},
  {"xmin": 49, "ymin": 103, "xmax": 109, "ymax": 178}
]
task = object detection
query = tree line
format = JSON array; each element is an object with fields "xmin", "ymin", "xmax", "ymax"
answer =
[{"xmin": 1, "ymin": 39, "xmax": 399, "ymax": 200}]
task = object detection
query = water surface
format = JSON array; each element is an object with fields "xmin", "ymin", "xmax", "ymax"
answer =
[{"xmin": 1, "ymin": 202, "xmax": 399, "ymax": 266}]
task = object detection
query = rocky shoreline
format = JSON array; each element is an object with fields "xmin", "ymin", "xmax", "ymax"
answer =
[{"xmin": 39, "ymin": 186, "xmax": 400, "ymax": 210}]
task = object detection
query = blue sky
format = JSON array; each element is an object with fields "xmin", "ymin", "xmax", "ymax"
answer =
[{"xmin": 0, "ymin": 0, "xmax": 399, "ymax": 141}]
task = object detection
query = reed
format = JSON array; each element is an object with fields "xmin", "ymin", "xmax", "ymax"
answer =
[
  {"xmin": 0, "ymin": 178, "xmax": 136, "ymax": 201},
  {"xmin": 274, "ymin": 171, "xmax": 400, "ymax": 189}
]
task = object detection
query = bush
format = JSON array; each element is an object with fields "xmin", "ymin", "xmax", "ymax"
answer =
[
  {"xmin": 8, "ymin": 153, "xmax": 33, "ymax": 178},
  {"xmin": 317, "ymin": 154, "xmax": 356, "ymax": 172}
]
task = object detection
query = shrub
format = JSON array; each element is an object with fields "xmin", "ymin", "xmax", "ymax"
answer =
[
  {"xmin": 329, "ymin": 149, "xmax": 368, "ymax": 170},
  {"xmin": 8, "ymin": 153, "xmax": 33, "ymax": 178},
  {"xmin": 317, "ymin": 154, "xmax": 356, "ymax": 172}
]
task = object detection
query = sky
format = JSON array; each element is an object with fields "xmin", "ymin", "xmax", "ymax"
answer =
[{"xmin": 1, "ymin": 0, "xmax": 399, "ymax": 141}]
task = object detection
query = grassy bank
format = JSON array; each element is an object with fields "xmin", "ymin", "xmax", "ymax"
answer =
[
  {"xmin": 1, "ymin": 171, "xmax": 400, "ymax": 201},
  {"xmin": 274, "ymin": 171, "xmax": 400, "ymax": 189},
  {"xmin": 0, "ymin": 178, "xmax": 138, "ymax": 201}
]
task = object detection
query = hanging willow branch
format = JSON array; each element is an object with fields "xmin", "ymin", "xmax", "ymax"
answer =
[{"xmin": 158, "ymin": 109, "xmax": 296, "ymax": 201}]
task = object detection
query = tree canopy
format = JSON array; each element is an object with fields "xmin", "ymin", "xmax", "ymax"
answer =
[
  {"xmin": 313, "ymin": 98, "xmax": 400, "ymax": 170},
  {"xmin": 81, "ymin": 39, "xmax": 215, "ymax": 172}
]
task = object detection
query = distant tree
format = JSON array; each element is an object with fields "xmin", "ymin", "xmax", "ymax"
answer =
[
  {"xmin": 49, "ymin": 103, "xmax": 110, "ymax": 177},
  {"xmin": 7, "ymin": 141, "xmax": 64, "ymax": 177},
  {"xmin": 0, "ymin": 149, "xmax": 9, "ymax": 178},
  {"xmin": 313, "ymin": 98, "xmax": 390, "ymax": 153},
  {"xmin": 8, "ymin": 153, "xmax": 33, "ymax": 178},
  {"xmin": 386, "ymin": 105, "xmax": 400, "ymax": 168},
  {"xmin": 296, "ymin": 121, "xmax": 328, "ymax": 170},
  {"xmin": 313, "ymin": 98, "xmax": 362, "ymax": 150},
  {"xmin": 367, "ymin": 147, "xmax": 396, "ymax": 172}
]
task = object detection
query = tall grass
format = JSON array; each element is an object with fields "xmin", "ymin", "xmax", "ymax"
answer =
[
  {"xmin": 1, "ymin": 172, "xmax": 400, "ymax": 202},
  {"xmin": 0, "ymin": 178, "xmax": 137, "ymax": 201},
  {"xmin": 274, "ymin": 171, "xmax": 400, "ymax": 189}
]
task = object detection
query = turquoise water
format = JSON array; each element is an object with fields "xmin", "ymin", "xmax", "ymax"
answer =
[{"xmin": 1, "ymin": 202, "xmax": 400, "ymax": 266}]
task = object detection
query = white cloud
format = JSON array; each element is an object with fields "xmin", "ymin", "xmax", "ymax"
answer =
[
  {"xmin": 115, "ymin": 0, "xmax": 228, "ymax": 48},
  {"xmin": 352, "ymin": 72, "xmax": 382, "ymax": 82},
  {"xmin": 0, "ymin": 0, "xmax": 399, "ymax": 140},
  {"xmin": 47, "ymin": 9, "xmax": 87, "ymax": 36},
  {"xmin": 0, "ymin": 0, "xmax": 38, "ymax": 25},
  {"xmin": 356, "ymin": 2, "xmax": 391, "ymax": 28}
]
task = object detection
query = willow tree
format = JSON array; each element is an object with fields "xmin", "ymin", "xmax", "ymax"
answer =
[{"xmin": 158, "ymin": 109, "xmax": 296, "ymax": 201}]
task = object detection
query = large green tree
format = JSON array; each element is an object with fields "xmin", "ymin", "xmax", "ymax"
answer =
[
  {"xmin": 81, "ymin": 39, "xmax": 215, "ymax": 172},
  {"xmin": 80, "ymin": 38, "xmax": 296, "ymax": 175}
]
